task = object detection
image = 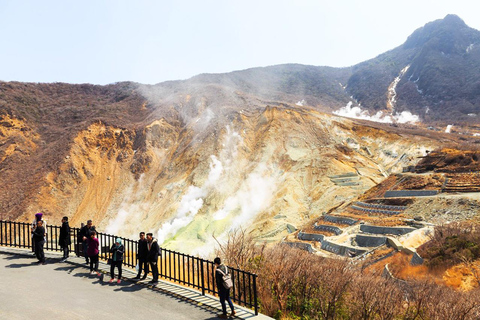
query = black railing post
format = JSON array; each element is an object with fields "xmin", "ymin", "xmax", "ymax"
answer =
[
  {"xmin": 253, "ymin": 274, "xmax": 258, "ymax": 315},
  {"xmin": 200, "ymin": 258, "xmax": 206, "ymax": 296}
]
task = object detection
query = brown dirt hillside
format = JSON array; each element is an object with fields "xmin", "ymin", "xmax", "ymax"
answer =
[{"xmin": 0, "ymin": 81, "xmax": 452, "ymax": 255}]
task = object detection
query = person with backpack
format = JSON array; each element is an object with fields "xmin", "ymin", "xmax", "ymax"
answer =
[
  {"xmin": 146, "ymin": 233, "xmax": 159, "ymax": 284},
  {"xmin": 214, "ymin": 257, "xmax": 235, "ymax": 319},
  {"xmin": 31, "ymin": 220, "xmax": 46, "ymax": 265},
  {"xmin": 59, "ymin": 216, "xmax": 71, "ymax": 262},
  {"xmin": 133, "ymin": 232, "xmax": 148, "ymax": 280},
  {"xmin": 109, "ymin": 238, "xmax": 124, "ymax": 284}
]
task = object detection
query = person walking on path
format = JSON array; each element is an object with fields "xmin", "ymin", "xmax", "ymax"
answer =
[
  {"xmin": 86, "ymin": 231, "xmax": 100, "ymax": 276},
  {"xmin": 133, "ymin": 232, "xmax": 148, "ymax": 280},
  {"xmin": 79, "ymin": 220, "xmax": 94, "ymax": 264},
  {"xmin": 214, "ymin": 257, "xmax": 235, "ymax": 319},
  {"xmin": 146, "ymin": 233, "xmax": 159, "ymax": 284},
  {"xmin": 59, "ymin": 216, "xmax": 71, "ymax": 262},
  {"xmin": 109, "ymin": 238, "xmax": 124, "ymax": 284},
  {"xmin": 31, "ymin": 220, "xmax": 46, "ymax": 265},
  {"xmin": 31, "ymin": 213, "xmax": 47, "ymax": 255}
]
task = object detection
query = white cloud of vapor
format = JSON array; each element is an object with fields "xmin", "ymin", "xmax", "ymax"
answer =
[{"xmin": 333, "ymin": 101, "xmax": 420, "ymax": 124}]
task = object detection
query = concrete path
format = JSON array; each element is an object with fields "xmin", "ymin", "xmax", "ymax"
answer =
[{"xmin": 0, "ymin": 247, "xmax": 271, "ymax": 320}]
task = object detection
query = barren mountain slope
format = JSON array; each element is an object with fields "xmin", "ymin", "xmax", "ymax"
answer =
[{"xmin": 3, "ymin": 99, "xmax": 443, "ymax": 255}]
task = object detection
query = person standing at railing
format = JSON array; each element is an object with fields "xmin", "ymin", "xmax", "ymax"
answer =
[
  {"xmin": 109, "ymin": 238, "xmax": 124, "ymax": 284},
  {"xmin": 59, "ymin": 216, "xmax": 71, "ymax": 262},
  {"xmin": 31, "ymin": 213, "xmax": 47, "ymax": 256},
  {"xmin": 79, "ymin": 220, "xmax": 95, "ymax": 264},
  {"xmin": 86, "ymin": 231, "xmax": 100, "ymax": 276},
  {"xmin": 146, "ymin": 233, "xmax": 159, "ymax": 285},
  {"xmin": 214, "ymin": 257, "xmax": 235, "ymax": 319},
  {"xmin": 133, "ymin": 232, "xmax": 148, "ymax": 280},
  {"xmin": 31, "ymin": 220, "xmax": 46, "ymax": 265}
]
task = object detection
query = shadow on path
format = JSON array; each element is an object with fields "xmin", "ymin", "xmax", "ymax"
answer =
[{"xmin": 5, "ymin": 261, "xmax": 39, "ymax": 268}]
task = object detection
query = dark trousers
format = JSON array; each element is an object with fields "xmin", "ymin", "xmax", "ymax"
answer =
[
  {"xmin": 34, "ymin": 240, "xmax": 45, "ymax": 263},
  {"xmin": 110, "ymin": 260, "xmax": 123, "ymax": 279},
  {"xmin": 83, "ymin": 241, "xmax": 89, "ymax": 263},
  {"xmin": 148, "ymin": 261, "xmax": 158, "ymax": 281},
  {"xmin": 137, "ymin": 258, "xmax": 148, "ymax": 278},
  {"xmin": 89, "ymin": 254, "xmax": 99, "ymax": 272},
  {"xmin": 219, "ymin": 289, "xmax": 234, "ymax": 315},
  {"xmin": 61, "ymin": 244, "xmax": 69, "ymax": 259}
]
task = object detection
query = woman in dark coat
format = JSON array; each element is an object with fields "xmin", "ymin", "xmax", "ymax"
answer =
[
  {"xmin": 59, "ymin": 216, "xmax": 71, "ymax": 262},
  {"xmin": 109, "ymin": 238, "xmax": 124, "ymax": 284}
]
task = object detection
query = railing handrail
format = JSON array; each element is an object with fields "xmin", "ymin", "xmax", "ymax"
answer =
[{"xmin": 0, "ymin": 220, "xmax": 259, "ymax": 315}]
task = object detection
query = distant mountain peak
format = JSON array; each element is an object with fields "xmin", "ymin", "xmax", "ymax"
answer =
[{"xmin": 442, "ymin": 14, "xmax": 466, "ymax": 26}]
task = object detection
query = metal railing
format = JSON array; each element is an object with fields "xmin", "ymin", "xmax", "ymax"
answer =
[{"xmin": 0, "ymin": 220, "xmax": 258, "ymax": 314}]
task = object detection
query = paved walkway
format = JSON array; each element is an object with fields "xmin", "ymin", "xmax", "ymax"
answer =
[{"xmin": 0, "ymin": 247, "xmax": 271, "ymax": 320}]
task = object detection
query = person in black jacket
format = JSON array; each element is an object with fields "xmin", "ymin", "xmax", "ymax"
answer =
[
  {"xmin": 133, "ymin": 232, "xmax": 148, "ymax": 280},
  {"xmin": 79, "ymin": 220, "xmax": 94, "ymax": 264},
  {"xmin": 59, "ymin": 216, "xmax": 71, "ymax": 262},
  {"xmin": 32, "ymin": 220, "xmax": 46, "ymax": 265},
  {"xmin": 109, "ymin": 238, "xmax": 124, "ymax": 284},
  {"xmin": 146, "ymin": 233, "xmax": 159, "ymax": 284},
  {"xmin": 214, "ymin": 257, "xmax": 235, "ymax": 319}
]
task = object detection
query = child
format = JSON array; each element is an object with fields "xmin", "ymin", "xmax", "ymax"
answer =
[{"xmin": 86, "ymin": 231, "xmax": 100, "ymax": 276}]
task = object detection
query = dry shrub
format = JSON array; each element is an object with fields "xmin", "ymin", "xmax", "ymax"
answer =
[{"xmin": 214, "ymin": 230, "xmax": 480, "ymax": 319}]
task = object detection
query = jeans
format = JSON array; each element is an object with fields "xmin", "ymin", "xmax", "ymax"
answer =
[
  {"xmin": 110, "ymin": 260, "xmax": 123, "ymax": 279},
  {"xmin": 219, "ymin": 288, "xmax": 234, "ymax": 315},
  {"xmin": 34, "ymin": 240, "xmax": 45, "ymax": 263},
  {"xmin": 89, "ymin": 254, "xmax": 99, "ymax": 272}
]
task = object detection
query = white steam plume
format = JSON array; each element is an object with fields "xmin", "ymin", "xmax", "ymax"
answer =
[
  {"xmin": 156, "ymin": 154, "xmax": 223, "ymax": 244},
  {"xmin": 334, "ymin": 101, "xmax": 419, "ymax": 124}
]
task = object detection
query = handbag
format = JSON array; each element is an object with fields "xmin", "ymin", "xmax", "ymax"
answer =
[{"xmin": 107, "ymin": 258, "xmax": 112, "ymax": 265}]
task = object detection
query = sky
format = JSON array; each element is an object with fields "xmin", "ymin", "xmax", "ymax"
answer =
[{"xmin": 1, "ymin": 0, "xmax": 479, "ymax": 85}]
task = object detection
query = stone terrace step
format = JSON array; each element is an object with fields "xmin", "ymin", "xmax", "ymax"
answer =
[{"xmin": 354, "ymin": 201, "xmax": 407, "ymax": 211}]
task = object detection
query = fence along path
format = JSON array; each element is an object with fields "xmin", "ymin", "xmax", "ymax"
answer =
[{"xmin": 0, "ymin": 220, "xmax": 258, "ymax": 315}]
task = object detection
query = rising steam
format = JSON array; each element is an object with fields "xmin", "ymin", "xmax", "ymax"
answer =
[{"xmin": 333, "ymin": 101, "xmax": 420, "ymax": 124}]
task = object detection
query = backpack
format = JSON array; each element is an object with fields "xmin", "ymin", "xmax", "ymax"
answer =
[{"xmin": 217, "ymin": 266, "xmax": 233, "ymax": 290}]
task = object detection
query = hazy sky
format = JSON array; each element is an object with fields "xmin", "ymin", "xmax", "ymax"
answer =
[{"xmin": 1, "ymin": 0, "xmax": 479, "ymax": 85}]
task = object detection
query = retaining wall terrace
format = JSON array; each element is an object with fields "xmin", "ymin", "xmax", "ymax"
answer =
[
  {"xmin": 314, "ymin": 223, "xmax": 343, "ymax": 235},
  {"xmin": 360, "ymin": 225, "xmax": 416, "ymax": 236},
  {"xmin": 354, "ymin": 234, "xmax": 387, "ymax": 247},
  {"xmin": 285, "ymin": 242, "xmax": 316, "ymax": 254},
  {"xmin": 410, "ymin": 252, "xmax": 424, "ymax": 265},
  {"xmin": 355, "ymin": 201, "xmax": 407, "ymax": 211},
  {"xmin": 384, "ymin": 190, "xmax": 438, "ymax": 198},
  {"xmin": 321, "ymin": 239, "xmax": 367, "ymax": 257},
  {"xmin": 298, "ymin": 231, "xmax": 325, "ymax": 242},
  {"xmin": 350, "ymin": 205, "xmax": 402, "ymax": 215},
  {"xmin": 323, "ymin": 214, "xmax": 359, "ymax": 226}
]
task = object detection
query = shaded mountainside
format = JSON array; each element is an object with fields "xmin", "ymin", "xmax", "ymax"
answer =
[{"xmin": 347, "ymin": 14, "xmax": 480, "ymax": 122}]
